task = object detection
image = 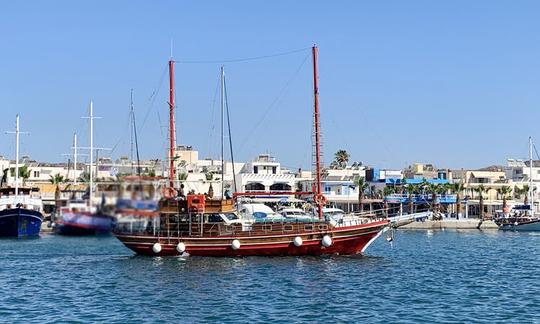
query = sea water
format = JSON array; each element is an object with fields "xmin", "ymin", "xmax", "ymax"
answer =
[{"xmin": 0, "ymin": 230, "xmax": 538, "ymax": 323}]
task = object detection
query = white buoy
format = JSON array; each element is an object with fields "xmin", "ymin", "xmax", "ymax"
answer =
[
  {"xmin": 321, "ymin": 235, "xmax": 332, "ymax": 247},
  {"xmin": 152, "ymin": 243, "xmax": 162, "ymax": 254},
  {"xmin": 293, "ymin": 236, "xmax": 303, "ymax": 247},
  {"xmin": 176, "ymin": 242, "xmax": 186, "ymax": 253},
  {"xmin": 231, "ymin": 239, "xmax": 241, "ymax": 250}
]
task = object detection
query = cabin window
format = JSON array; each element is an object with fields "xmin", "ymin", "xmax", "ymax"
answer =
[
  {"xmin": 224, "ymin": 213, "xmax": 239, "ymax": 221},
  {"xmin": 207, "ymin": 214, "xmax": 223, "ymax": 223},
  {"xmin": 318, "ymin": 225, "xmax": 328, "ymax": 231},
  {"xmin": 304, "ymin": 224, "xmax": 314, "ymax": 231},
  {"xmin": 283, "ymin": 225, "xmax": 293, "ymax": 232}
]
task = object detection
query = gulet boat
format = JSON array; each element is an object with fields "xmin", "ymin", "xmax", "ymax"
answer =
[{"xmin": 113, "ymin": 46, "xmax": 389, "ymax": 256}]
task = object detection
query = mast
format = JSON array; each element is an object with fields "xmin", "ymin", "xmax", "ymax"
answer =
[
  {"xmin": 89, "ymin": 102, "xmax": 94, "ymax": 207},
  {"xmin": 530, "ymin": 136, "xmax": 534, "ymax": 212},
  {"xmin": 312, "ymin": 46, "xmax": 323, "ymax": 220},
  {"xmin": 14, "ymin": 115, "xmax": 20, "ymax": 197},
  {"xmin": 221, "ymin": 66, "xmax": 225, "ymax": 199},
  {"xmin": 130, "ymin": 89, "xmax": 135, "ymax": 176},
  {"xmin": 73, "ymin": 133, "xmax": 78, "ymax": 184},
  {"xmin": 168, "ymin": 58, "xmax": 176, "ymax": 188}
]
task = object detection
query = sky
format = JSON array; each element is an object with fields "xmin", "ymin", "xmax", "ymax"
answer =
[{"xmin": 1, "ymin": 1, "xmax": 540, "ymax": 170}]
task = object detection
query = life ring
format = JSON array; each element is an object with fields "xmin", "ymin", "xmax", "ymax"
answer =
[
  {"xmin": 161, "ymin": 187, "xmax": 177, "ymax": 199},
  {"xmin": 314, "ymin": 193, "xmax": 328, "ymax": 206}
]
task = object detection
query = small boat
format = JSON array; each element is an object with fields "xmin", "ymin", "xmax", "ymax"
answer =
[
  {"xmin": 0, "ymin": 115, "xmax": 43, "ymax": 237},
  {"xmin": 495, "ymin": 137, "xmax": 540, "ymax": 231},
  {"xmin": 495, "ymin": 205, "xmax": 540, "ymax": 231}
]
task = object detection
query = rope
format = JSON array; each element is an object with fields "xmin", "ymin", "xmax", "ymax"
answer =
[{"xmin": 176, "ymin": 47, "xmax": 310, "ymax": 64}]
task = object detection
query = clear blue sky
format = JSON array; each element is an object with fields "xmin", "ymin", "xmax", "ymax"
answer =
[{"xmin": 1, "ymin": 1, "xmax": 540, "ymax": 170}]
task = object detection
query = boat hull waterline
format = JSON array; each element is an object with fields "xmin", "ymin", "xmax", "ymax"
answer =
[
  {"xmin": 0, "ymin": 208, "xmax": 43, "ymax": 237},
  {"xmin": 115, "ymin": 220, "xmax": 388, "ymax": 257}
]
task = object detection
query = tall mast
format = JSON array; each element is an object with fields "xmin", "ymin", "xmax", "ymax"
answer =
[
  {"xmin": 130, "ymin": 89, "xmax": 135, "ymax": 176},
  {"xmin": 5, "ymin": 115, "xmax": 28, "ymax": 198},
  {"xmin": 312, "ymin": 46, "xmax": 323, "ymax": 220},
  {"xmin": 89, "ymin": 102, "xmax": 94, "ymax": 207},
  {"xmin": 73, "ymin": 133, "xmax": 78, "ymax": 184},
  {"xmin": 529, "ymin": 136, "xmax": 534, "ymax": 211},
  {"xmin": 221, "ymin": 66, "xmax": 225, "ymax": 199},
  {"xmin": 14, "ymin": 115, "xmax": 20, "ymax": 197},
  {"xmin": 168, "ymin": 58, "xmax": 176, "ymax": 188}
]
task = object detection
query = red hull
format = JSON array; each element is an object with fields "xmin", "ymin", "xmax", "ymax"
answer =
[{"xmin": 114, "ymin": 220, "xmax": 388, "ymax": 257}]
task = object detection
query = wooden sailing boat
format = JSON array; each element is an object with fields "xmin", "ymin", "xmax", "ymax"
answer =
[{"xmin": 113, "ymin": 46, "xmax": 389, "ymax": 256}]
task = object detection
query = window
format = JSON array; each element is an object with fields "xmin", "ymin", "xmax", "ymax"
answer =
[
  {"xmin": 272, "ymin": 166, "xmax": 277, "ymax": 174},
  {"xmin": 324, "ymin": 186, "xmax": 331, "ymax": 193},
  {"xmin": 224, "ymin": 213, "xmax": 239, "ymax": 221},
  {"xmin": 33, "ymin": 171, "xmax": 39, "ymax": 178},
  {"xmin": 207, "ymin": 214, "xmax": 223, "ymax": 223},
  {"xmin": 254, "ymin": 166, "xmax": 258, "ymax": 174}
]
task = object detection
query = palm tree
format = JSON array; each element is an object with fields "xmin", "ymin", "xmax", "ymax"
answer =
[
  {"xmin": 474, "ymin": 184, "xmax": 488, "ymax": 219},
  {"xmin": 426, "ymin": 183, "xmax": 439, "ymax": 213},
  {"xmin": 354, "ymin": 177, "xmax": 369, "ymax": 212},
  {"xmin": 405, "ymin": 183, "xmax": 418, "ymax": 214},
  {"xmin": 50, "ymin": 174, "xmax": 65, "ymax": 210},
  {"xmin": 516, "ymin": 184, "xmax": 530, "ymax": 205},
  {"xmin": 449, "ymin": 182, "xmax": 465, "ymax": 219},
  {"xmin": 334, "ymin": 150, "xmax": 350, "ymax": 169},
  {"xmin": 382, "ymin": 186, "xmax": 394, "ymax": 217},
  {"xmin": 496, "ymin": 186, "xmax": 512, "ymax": 212}
]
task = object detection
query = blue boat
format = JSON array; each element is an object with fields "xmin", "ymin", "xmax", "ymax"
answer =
[
  {"xmin": 0, "ymin": 207, "xmax": 43, "ymax": 237},
  {"xmin": 54, "ymin": 199, "xmax": 116, "ymax": 236},
  {"xmin": 0, "ymin": 188, "xmax": 43, "ymax": 237}
]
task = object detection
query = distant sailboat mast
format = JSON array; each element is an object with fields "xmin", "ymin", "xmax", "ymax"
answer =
[
  {"xmin": 529, "ymin": 136, "xmax": 534, "ymax": 212},
  {"xmin": 168, "ymin": 57, "xmax": 176, "ymax": 188},
  {"xmin": 220, "ymin": 66, "xmax": 225, "ymax": 199}
]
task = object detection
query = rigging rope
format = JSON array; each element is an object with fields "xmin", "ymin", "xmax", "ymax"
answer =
[{"xmin": 176, "ymin": 47, "xmax": 310, "ymax": 64}]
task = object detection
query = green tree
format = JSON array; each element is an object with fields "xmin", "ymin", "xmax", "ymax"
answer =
[
  {"xmin": 333, "ymin": 150, "xmax": 350, "ymax": 169},
  {"xmin": 50, "ymin": 174, "xmax": 65, "ymax": 209},
  {"xmin": 474, "ymin": 185, "xmax": 489, "ymax": 219},
  {"xmin": 382, "ymin": 186, "xmax": 395, "ymax": 217},
  {"xmin": 448, "ymin": 182, "xmax": 465, "ymax": 218},
  {"xmin": 496, "ymin": 186, "xmax": 512, "ymax": 212},
  {"xmin": 354, "ymin": 177, "xmax": 369, "ymax": 212}
]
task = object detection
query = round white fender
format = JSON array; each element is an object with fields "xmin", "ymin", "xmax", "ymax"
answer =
[
  {"xmin": 321, "ymin": 235, "xmax": 332, "ymax": 247},
  {"xmin": 231, "ymin": 239, "xmax": 241, "ymax": 250},
  {"xmin": 152, "ymin": 243, "xmax": 162, "ymax": 254},
  {"xmin": 293, "ymin": 236, "xmax": 303, "ymax": 247},
  {"xmin": 176, "ymin": 242, "xmax": 186, "ymax": 253}
]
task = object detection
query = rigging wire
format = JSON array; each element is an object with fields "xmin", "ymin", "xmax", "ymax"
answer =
[
  {"xmin": 224, "ymin": 77, "xmax": 237, "ymax": 193},
  {"xmin": 238, "ymin": 53, "xmax": 311, "ymax": 153},
  {"xmin": 177, "ymin": 47, "xmax": 310, "ymax": 64}
]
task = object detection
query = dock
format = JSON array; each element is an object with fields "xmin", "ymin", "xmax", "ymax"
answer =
[{"xmin": 400, "ymin": 219, "xmax": 499, "ymax": 230}]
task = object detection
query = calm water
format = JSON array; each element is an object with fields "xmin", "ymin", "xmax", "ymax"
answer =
[{"xmin": 1, "ymin": 230, "xmax": 539, "ymax": 323}]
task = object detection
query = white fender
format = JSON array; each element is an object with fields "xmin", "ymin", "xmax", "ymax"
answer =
[
  {"xmin": 176, "ymin": 242, "xmax": 186, "ymax": 253},
  {"xmin": 321, "ymin": 235, "xmax": 332, "ymax": 247},
  {"xmin": 152, "ymin": 243, "xmax": 162, "ymax": 254},
  {"xmin": 293, "ymin": 236, "xmax": 303, "ymax": 247},
  {"xmin": 231, "ymin": 239, "xmax": 241, "ymax": 250}
]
